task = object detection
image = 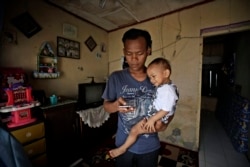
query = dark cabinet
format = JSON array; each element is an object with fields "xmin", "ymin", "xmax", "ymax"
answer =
[
  {"xmin": 79, "ymin": 112, "xmax": 118, "ymax": 164},
  {"xmin": 40, "ymin": 100, "xmax": 81, "ymax": 167},
  {"xmin": 10, "ymin": 121, "xmax": 47, "ymax": 167}
]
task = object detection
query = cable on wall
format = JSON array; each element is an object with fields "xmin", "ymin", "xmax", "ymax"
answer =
[
  {"xmin": 173, "ymin": 12, "xmax": 182, "ymax": 57},
  {"xmin": 159, "ymin": 17, "xmax": 164, "ymax": 57},
  {"xmin": 153, "ymin": 11, "xmax": 201, "ymax": 60}
]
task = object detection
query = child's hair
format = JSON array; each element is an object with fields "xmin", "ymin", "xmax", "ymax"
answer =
[{"xmin": 148, "ymin": 57, "xmax": 171, "ymax": 73}]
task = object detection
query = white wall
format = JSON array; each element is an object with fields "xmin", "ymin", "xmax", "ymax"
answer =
[{"xmin": 108, "ymin": 0, "xmax": 250, "ymax": 150}]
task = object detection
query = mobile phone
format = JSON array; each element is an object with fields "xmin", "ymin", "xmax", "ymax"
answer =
[{"xmin": 119, "ymin": 105, "xmax": 133, "ymax": 108}]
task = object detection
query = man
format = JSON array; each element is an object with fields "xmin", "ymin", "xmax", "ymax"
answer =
[{"xmin": 102, "ymin": 28, "xmax": 172, "ymax": 167}]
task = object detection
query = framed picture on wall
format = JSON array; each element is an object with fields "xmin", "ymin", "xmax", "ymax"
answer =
[
  {"xmin": 11, "ymin": 12, "xmax": 42, "ymax": 38},
  {"xmin": 57, "ymin": 36, "xmax": 80, "ymax": 59},
  {"xmin": 85, "ymin": 36, "xmax": 97, "ymax": 52},
  {"xmin": 1, "ymin": 29, "xmax": 17, "ymax": 45},
  {"xmin": 62, "ymin": 23, "xmax": 77, "ymax": 38}
]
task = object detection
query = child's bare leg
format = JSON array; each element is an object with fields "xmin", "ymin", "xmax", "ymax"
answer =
[{"xmin": 109, "ymin": 120, "xmax": 146, "ymax": 158}]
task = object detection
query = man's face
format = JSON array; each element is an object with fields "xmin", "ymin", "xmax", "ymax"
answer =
[{"xmin": 123, "ymin": 37, "xmax": 151, "ymax": 71}]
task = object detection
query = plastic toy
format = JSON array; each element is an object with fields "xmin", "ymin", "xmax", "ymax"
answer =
[{"xmin": 0, "ymin": 83, "xmax": 40, "ymax": 128}]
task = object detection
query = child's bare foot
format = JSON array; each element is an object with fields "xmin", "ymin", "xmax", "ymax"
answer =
[{"xmin": 109, "ymin": 147, "xmax": 126, "ymax": 158}]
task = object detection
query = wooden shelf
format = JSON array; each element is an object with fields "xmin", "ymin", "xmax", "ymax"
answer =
[
  {"xmin": 33, "ymin": 72, "xmax": 60, "ymax": 79},
  {"xmin": 34, "ymin": 42, "xmax": 60, "ymax": 79}
]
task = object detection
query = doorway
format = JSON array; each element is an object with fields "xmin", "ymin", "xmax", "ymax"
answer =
[
  {"xmin": 200, "ymin": 30, "xmax": 250, "ymax": 161},
  {"xmin": 201, "ymin": 30, "xmax": 250, "ymax": 112}
]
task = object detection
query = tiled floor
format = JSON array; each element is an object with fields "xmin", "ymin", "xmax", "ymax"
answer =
[{"xmin": 199, "ymin": 110, "xmax": 250, "ymax": 167}]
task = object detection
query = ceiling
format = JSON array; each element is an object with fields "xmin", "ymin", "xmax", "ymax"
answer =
[{"xmin": 46, "ymin": 0, "xmax": 212, "ymax": 32}]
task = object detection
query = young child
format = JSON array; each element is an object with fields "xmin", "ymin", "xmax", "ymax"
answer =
[{"xmin": 109, "ymin": 57, "xmax": 179, "ymax": 158}]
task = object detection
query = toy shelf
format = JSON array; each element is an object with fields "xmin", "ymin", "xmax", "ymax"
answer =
[
  {"xmin": 0, "ymin": 101, "xmax": 40, "ymax": 113},
  {"xmin": 33, "ymin": 42, "xmax": 60, "ymax": 79}
]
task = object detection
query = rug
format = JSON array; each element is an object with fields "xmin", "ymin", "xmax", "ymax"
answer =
[
  {"xmin": 72, "ymin": 141, "xmax": 199, "ymax": 167},
  {"xmin": 158, "ymin": 141, "xmax": 199, "ymax": 167}
]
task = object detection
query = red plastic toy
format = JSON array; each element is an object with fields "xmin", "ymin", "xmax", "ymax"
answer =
[{"xmin": 0, "ymin": 83, "xmax": 40, "ymax": 128}]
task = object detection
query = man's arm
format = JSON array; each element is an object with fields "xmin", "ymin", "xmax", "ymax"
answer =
[{"xmin": 103, "ymin": 100, "xmax": 119, "ymax": 114}]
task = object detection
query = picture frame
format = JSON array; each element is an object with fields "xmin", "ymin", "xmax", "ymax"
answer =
[
  {"xmin": 1, "ymin": 29, "xmax": 17, "ymax": 45},
  {"xmin": 57, "ymin": 36, "xmax": 80, "ymax": 59},
  {"xmin": 11, "ymin": 12, "xmax": 42, "ymax": 38},
  {"xmin": 85, "ymin": 36, "xmax": 97, "ymax": 52},
  {"xmin": 62, "ymin": 23, "xmax": 77, "ymax": 38}
]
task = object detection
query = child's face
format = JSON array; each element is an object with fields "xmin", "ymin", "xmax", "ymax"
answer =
[{"xmin": 147, "ymin": 64, "xmax": 170, "ymax": 87}]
